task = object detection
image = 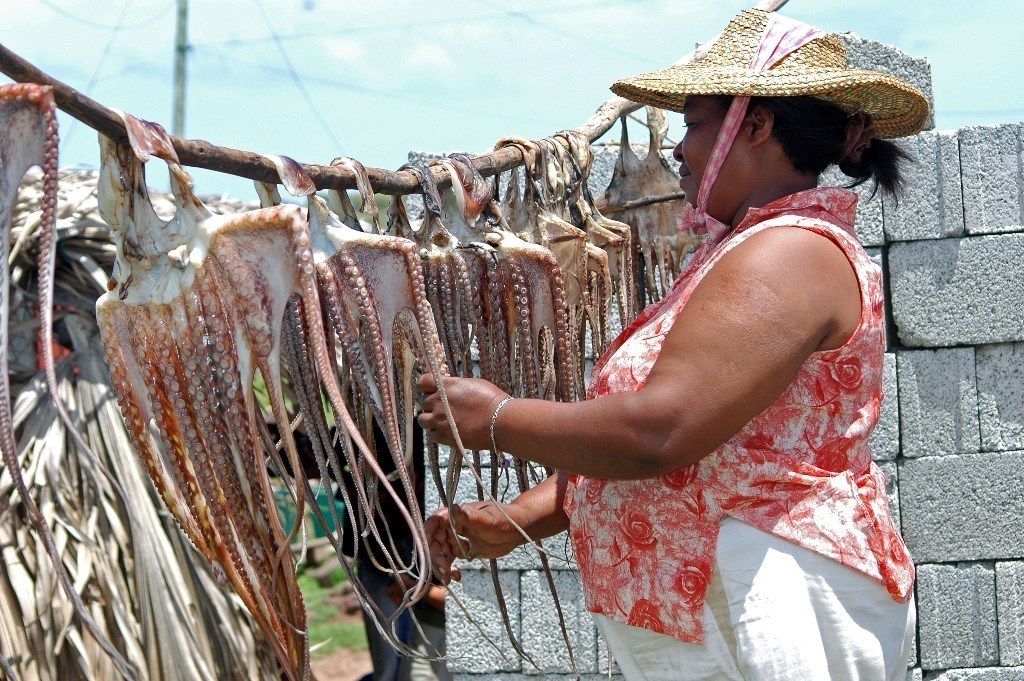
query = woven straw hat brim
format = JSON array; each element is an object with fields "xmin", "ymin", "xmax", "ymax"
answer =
[{"xmin": 611, "ymin": 65, "xmax": 930, "ymax": 139}]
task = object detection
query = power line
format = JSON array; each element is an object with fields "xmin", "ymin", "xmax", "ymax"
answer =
[
  {"xmin": 191, "ymin": 0, "xmax": 644, "ymax": 49},
  {"xmin": 472, "ymin": 0, "xmax": 657, "ymax": 66},
  {"xmin": 61, "ymin": 0, "xmax": 133, "ymax": 153},
  {"xmin": 938, "ymin": 107, "xmax": 1024, "ymax": 116},
  {"xmin": 36, "ymin": 0, "xmax": 172, "ymax": 31},
  {"xmin": 254, "ymin": 0, "xmax": 345, "ymax": 154},
  {"xmin": 190, "ymin": 47, "xmax": 552, "ymax": 128}
]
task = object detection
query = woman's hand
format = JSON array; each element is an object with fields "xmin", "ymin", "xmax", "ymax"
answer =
[
  {"xmin": 424, "ymin": 501, "xmax": 529, "ymax": 583},
  {"xmin": 417, "ymin": 373, "xmax": 509, "ymax": 450}
]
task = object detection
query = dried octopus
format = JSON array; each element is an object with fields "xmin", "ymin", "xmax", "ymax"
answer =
[
  {"xmin": 403, "ymin": 155, "xmax": 586, "ymax": 671},
  {"xmin": 557, "ymin": 129, "xmax": 637, "ymax": 333},
  {"xmin": 498, "ymin": 134, "xmax": 624, "ymax": 397},
  {"xmin": 92, "ymin": 116, "xmax": 448, "ymax": 678},
  {"xmin": 605, "ymin": 106, "xmax": 696, "ymax": 305},
  {"xmin": 0, "ymin": 83, "xmax": 136, "ymax": 680},
  {"xmin": 255, "ymin": 155, "xmax": 444, "ymax": 645},
  {"xmin": 435, "ymin": 155, "xmax": 573, "ymax": 404}
]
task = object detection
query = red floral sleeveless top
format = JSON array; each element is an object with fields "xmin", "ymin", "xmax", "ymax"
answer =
[{"xmin": 564, "ymin": 188, "xmax": 914, "ymax": 644}]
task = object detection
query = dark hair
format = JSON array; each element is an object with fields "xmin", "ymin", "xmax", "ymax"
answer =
[{"xmin": 713, "ymin": 94, "xmax": 912, "ymax": 202}]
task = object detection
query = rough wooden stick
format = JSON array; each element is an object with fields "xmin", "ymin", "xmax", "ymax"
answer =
[
  {"xmin": 0, "ymin": 0, "xmax": 788, "ymax": 195},
  {"xmin": 598, "ymin": 191, "xmax": 687, "ymax": 215}
]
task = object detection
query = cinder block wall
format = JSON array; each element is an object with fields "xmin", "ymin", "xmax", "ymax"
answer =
[{"xmin": 426, "ymin": 36, "xmax": 1024, "ymax": 681}]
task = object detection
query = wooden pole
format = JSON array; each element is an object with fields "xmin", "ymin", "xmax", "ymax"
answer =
[
  {"xmin": 598, "ymin": 191, "xmax": 688, "ymax": 215},
  {"xmin": 172, "ymin": 0, "xmax": 188, "ymax": 137},
  {"xmin": 0, "ymin": 0, "xmax": 788, "ymax": 196}
]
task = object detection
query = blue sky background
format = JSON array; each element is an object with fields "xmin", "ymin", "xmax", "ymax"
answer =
[{"xmin": 3, "ymin": 0, "xmax": 1022, "ymax": 199}]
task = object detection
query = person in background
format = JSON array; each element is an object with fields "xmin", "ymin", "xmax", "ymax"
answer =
[
  {"xmin": 417, "ymin": 8, "xmax": 927, "ymax": 681},
  {"xmin": 351, "ymin": 420, "xmax": 449, "ymax": 681}
]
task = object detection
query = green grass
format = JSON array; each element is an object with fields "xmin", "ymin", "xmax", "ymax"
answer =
[{"xmin": 299, "ymin": 567, "xmax": 369, "ymax": 657}]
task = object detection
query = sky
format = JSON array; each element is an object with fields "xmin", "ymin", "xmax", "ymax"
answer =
[{"xmin": 2, "ymin": 0, "xmax": 1022, "ymax": 199}]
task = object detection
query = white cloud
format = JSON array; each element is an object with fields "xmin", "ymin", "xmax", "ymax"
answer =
[
  {"xmin": 405, "ymin": 42, "xmax": 455, "ymax": 74},
  {"xmin": 324, "ymin": 38, "xmax": 366, "ymax": 62}
]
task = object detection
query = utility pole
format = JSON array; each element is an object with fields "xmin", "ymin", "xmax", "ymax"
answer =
[{"xmin": 172, "ymin": 0, "xmax": 188, "ymax": 137}]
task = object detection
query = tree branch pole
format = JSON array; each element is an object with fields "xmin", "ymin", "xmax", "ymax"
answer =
[
  {"xmin": 598, "ymin": 191, "xmax": 688, "ymax": 215},
  {"xmin": 0, "ymin": 0, "xmax": 787, "ymax": 197}
]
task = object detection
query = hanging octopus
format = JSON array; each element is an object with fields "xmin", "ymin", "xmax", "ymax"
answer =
[
  {"xmin": 0, "ymin": 83, "xmax": 137, "ymax": 680},
  {"xmin": 93, "ymin": 114, "xmax": 429, "ymax": 680},
  {"xmin": 604, "ymin": 106, "xmax": 696, "ymax": 305},
  {"xmin": 405, "ymin": 154, "xmax": 581, "ymax": 674},
  {"xmin": 257, "ymin": 156, "xmax": 446, "ymax": 638},
  {"xmin": 541, "ymin": 133, "xmax": 617, "ymax": 365},
  {"xmin": 557, "ymin": 129, "xmax": 637, "ymax": 334},
  {"xmin": 498, "ymin": 136, "xmax": 609, "ymax": 398},
  {"xmin": 441, "ymin": 154, "xmax": 573, "ymax": 403},
  {"xmin": 394, "ymin": 160, "xmax": 484, "ymax": 386}
]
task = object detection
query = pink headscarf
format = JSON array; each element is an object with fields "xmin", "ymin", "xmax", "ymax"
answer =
[{"xmin": 681, "ymin": 14, "xmax": 825, "ymax": 245}]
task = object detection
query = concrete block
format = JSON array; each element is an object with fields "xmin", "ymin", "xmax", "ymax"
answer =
[
  {"xmin": 521, "ymin": 570, "xmax": 599, "ymax": 674},
  {"xmin": 926, "ymin": 668, "xmax": 1024, "ymax": 681},
  {"xmin": 820, "ymin": 165, "xmax": 884, "ymax": 247},
  {"xmin": 889, "ymin": 234, "xmax": 1024, "ymax": 346},
  {"xmin": 915, "ymin": 562, "xmax": 997, "ymax": 670},
  {"xmin": 977, "ymin": 343, "xmax": 1024, "ymax": 453},
  {"xmin": 906, "ymin": 670, "xmax": 921, "ymax": 681},
  {"xmin": 960, "ymin": 123, "xmax": 1024, "ymax": 235},
  {"xmin": 900, "ymin": 452, "xmax": 1024, "ymax": 562},
  {"xmin": 589, "ymin": 146, "xmax": 618, "ymax": 199},
  {"xmin": 878, "ymin": 461, "xmax": 901, "ymax": 529},
  {"xmin": 596, "ymin": 625, "xmax": 614, "ymax": 676},
  {"xmin": 998, "ymin": 561, "xmax": 1024, "ymax": 666},
  {"xmin": 896, "ymin": 348, "xmax": 980, "ymax": 458},
  {"xmin": 839, "ymin": 33, "xmax": 935, "ymax": 131},
  {"xmin": 446, "ymin": 568, "xmax": 522, "ymax": 673},
  {"xmin": 871, "ymin": 352, "xmax": 900, "ymax": 461},
  {"xmin": 885, "ymin": 131, "xmax": 964, "ymax": 241}
]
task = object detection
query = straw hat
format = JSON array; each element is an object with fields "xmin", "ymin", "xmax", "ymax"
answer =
[{"xmin": 611, "ymin": 8, "xmax": 929, "ymax": 139}]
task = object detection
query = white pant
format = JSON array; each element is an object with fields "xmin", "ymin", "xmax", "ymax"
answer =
[{"xmin": 594, "ymin": 517, "xmax": 915, "ymax": 681}]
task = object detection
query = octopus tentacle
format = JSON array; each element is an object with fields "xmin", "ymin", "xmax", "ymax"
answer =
[
  {"xmin": 98, "ymin": 306, "xmax": 214, "ymax": 564},
  {"xmin": 482, "ymin": 249, "xmax": 512, "ymax": 393},
  {"xmin": 184, "ymin": 278, "xmax": 285, "ymax": 589},
  {"xmin": 155, "ymin": 304, "xmax": 288, "ymax": 651},
  {"xmin": 508, "ymin": 255, "xmax": 539, "ymax": 397},
  {"xmin": 0, "ymin": 84, "xmax": 138, "ymax": 680}
]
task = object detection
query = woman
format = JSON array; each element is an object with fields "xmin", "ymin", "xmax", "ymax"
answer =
[{"xmin": 417, "ymin": 8, "xmax": 927, "ymax": 680}]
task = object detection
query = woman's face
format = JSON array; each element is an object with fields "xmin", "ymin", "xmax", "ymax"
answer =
[{"xmin": 673, "ymin": 95, "xmax": 729, "ymax": 207}]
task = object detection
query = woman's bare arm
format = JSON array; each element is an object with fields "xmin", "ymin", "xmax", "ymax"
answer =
[{"xmin": 419, "ymin": 226, "xmax": 860, "ymax": 479}]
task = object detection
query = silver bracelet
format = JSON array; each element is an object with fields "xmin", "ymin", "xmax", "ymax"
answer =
[{"xmin": 489, "ymin": 396, "xmax": 514, "ymax": 455}]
